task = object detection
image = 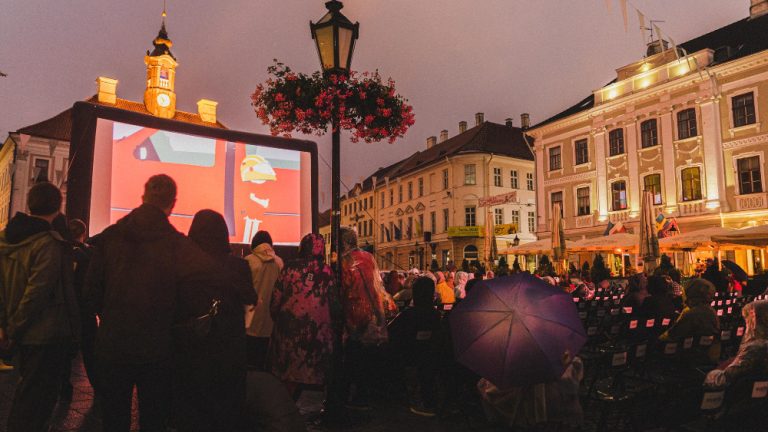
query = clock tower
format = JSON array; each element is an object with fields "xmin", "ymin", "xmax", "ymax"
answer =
[{"xmin": 144, "ymin": 14, "xmax": 177, "ymax": 119}]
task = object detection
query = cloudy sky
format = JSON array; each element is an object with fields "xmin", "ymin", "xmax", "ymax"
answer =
[{"xmin": 0, "ymin": 0, "xmax": 747, "ymax": 208}]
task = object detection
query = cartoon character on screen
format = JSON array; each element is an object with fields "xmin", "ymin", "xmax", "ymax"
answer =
[{"xmin": 240, "ymin": 155, "xmax": 276, "ymax": 243}]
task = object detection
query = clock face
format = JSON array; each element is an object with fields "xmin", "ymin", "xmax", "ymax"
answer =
[{"xmin": 156, "ymin": 93, "xmax": 171, "ymax": 107}]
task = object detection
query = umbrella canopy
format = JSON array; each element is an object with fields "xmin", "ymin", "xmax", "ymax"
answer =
[
  {"xmin": 501, "ymin": 238, "xmax": 576, "ymax": 256},
  {"xmin": 639, "ymin": 191, "xmax": 660, "ymax": 271},
  {"xmin": 450, "ymin": 273, "xmax": 587, "ymax": 388},
  {"xmin": 711, "ymin": 224, "xmax": 768, "ymax": 248},
  {"xmin": 484, "ymin": 208, "xmax": 497, "ymax": 264},
  {"xmin": 551, "ymin": 202, "xmax": 566, "ymax": 261},
  {"xmin": 658, "ymin": 226, "xmax": 736, "ymax": 251},
  {"xmin": 722, "ymin": 260, "xmax": 748, "ymax": 283},
  {"xmin": 569, "ymin": 232, "xmax": 638, "ymax": 252}
]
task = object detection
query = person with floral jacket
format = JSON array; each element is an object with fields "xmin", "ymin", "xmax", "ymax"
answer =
[{"xmin": 268, "ymin": 233, "xmax": 334, "ymax": 397}]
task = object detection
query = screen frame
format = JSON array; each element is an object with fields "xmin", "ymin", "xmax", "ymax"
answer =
[{"xmin": 67, "ymin": 101, "xmax": 319, "ymax": 249}]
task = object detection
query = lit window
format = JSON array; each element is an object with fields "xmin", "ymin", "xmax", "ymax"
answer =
[
  {"xmin": 464, "ymin": 164, "xmax": 476, "ymax": 185},
  {"xmin": 576, "ymin": 187, "xmax": 590, "ymax": 216},
  {"xmin": 611, "ymin": 181, "xmax": 628, "ymax": 210},
  {"xmin": 644, "ymin": 174, "xmax": 663, "ymax": 205},
  {"xmin": 681, "ymin": 167, "xmax": 702, "ymax": 202}
]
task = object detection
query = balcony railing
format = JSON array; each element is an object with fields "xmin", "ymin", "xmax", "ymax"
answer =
[
  {"xmin": 608, "ymin": 210, "xmax": 630, "ymax": 224},
  {"xmin": 678, "ymin": 200, "xmax": 705, "ymax": 216},
  {"xmin": 575, "ymin": 214, "xmax": 594, "ymax": 228},
  {"xmin": 735, "ymin": 192, "xmax": 768, "ymax": 211}
]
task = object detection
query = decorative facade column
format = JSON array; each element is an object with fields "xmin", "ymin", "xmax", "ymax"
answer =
[
  {"xmin": 625, "ymin": 118, "xmax": 640, "ymax": 215},
  {"xmin": 659, "ymin": 110, "xmax": 678, "ymax": 213},
  {"xmin": 535, "ymin": 144, "xmax": 546, "ymax": 232},
  {"xmin": 699, "ymin": 97, "xmax": 728, "ymax": 211},
  {"xmin": 593, "ymin": 128, "xmax": 609, "ymax": 220}
]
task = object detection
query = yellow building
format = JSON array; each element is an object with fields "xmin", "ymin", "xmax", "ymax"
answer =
[
  {"xmin": 361, "ymin": 114, "xmax": 537, "ymax": 272},
  {"xmin": 0, "ymin": 16, "xmax": 222, "ymax": 228},
  {"xmin": 528, "ymin": 4, "xmax": 768, "ymax": 274}
]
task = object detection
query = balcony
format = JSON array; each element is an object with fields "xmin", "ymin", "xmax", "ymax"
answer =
[
  {"xmin": 678, "ymin": 200, "xmax": 705, "ymax": 216},
  {"xmin": 735, "ymin": 192, "xmax": 768, "ymax": 211},
  {"xmin": 608, "ymin": 210, "xmax": 630, "ymax": 224},
  {"xmin": 574, "ymin": 214, "xmax": 594, "ymax": 228}
]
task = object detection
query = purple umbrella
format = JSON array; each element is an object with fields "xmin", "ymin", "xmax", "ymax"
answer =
[{"xmin": 450, "ymin": 273, "xmax": 586, "ymax": 389}]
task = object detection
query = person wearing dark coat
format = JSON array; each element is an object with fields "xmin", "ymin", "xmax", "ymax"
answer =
[
  {"xmin": 642, "ymin": 275, "xmax": 678, "ymax": 321},
  {"xmin": 84, "ymin": 175, "xmax": 218, "ymax": 432},
  {"xmin": 171, "ymin": 209, "xmax": 256, "ymax": 432}
]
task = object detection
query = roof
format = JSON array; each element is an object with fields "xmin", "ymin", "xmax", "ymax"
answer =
[
  {"xmin": 317, "ymin": 208, "xmax": 331, "ymax": 227},
  {"xmin": 149, "ymin": 21, "xmax": 176, "ymax": 60},
  {"xmin": 16, "ymin": 95, "xmax": 226, "ymax": 141},
  {"xmin": 532, "ymin": 13, "xmax": 768, "ymax": 129},
  {"xmin": 383, "ymin": 121, "xmax": 534, "ymax": 181}
]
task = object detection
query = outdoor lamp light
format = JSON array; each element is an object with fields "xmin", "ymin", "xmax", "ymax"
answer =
[
  {"xmin": 310, "ymin": 0, "xmax": 359, "ymax": 73},
  {"xmin": 513, "ymin": 235, "xmax": 520, "ymax": 247}
]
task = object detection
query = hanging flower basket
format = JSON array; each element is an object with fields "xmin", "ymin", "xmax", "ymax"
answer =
[{"xmin": 251, "ymin": 60, "xmax": 414, "ymax": 143}]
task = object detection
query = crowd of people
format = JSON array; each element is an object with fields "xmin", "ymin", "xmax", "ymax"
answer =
[{"xmin": 2, "ymin": 174, "xmax": 768, "ymax": 431}]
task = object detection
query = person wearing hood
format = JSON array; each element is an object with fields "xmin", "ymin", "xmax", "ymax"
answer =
[
  {"xmin": 172, "ymin": 210, "xmax": 256, "ymax": 432},
  {"xmin": 268, "ymin": 233, "xmax": 334, "ymax": 399},
  {"xmin": 244, "ymin": 230, "xmax": 283, "ymax": 370},
  {"xmin": 660, "ymin": 278, "xmax": 720, "ymax": 364},
  {"xmin": 84, "ymin": 174, "xmax": 216, "ymax": 432},
  {"xmin": 0, "ymin": 182, "xmax": 80, "ymax": 432},
  {"xmin": 705, "ymin": 300, "xmax": 768, "ymax": 387}
]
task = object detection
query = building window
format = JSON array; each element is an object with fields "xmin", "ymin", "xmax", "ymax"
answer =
[
  {"xmin": 526, "ymin": 173, "xmax": 534, "ymax": 190},
  {"xmin": 407, "ymin": 182, "xmax": 413, "ymax": 200},
  {"xmin": 609, "ymin": 128, "xmax": 624, "ymax": 156},
  {"xmin": 551, "ymin": 191, "xmax": 563, "ymax": 216},
  {"xmin": 380, "ymin": 191, "xmax": 385, "ymax": 208},
  {"xmin": 465, "ymin": 206, "xmax": 476, "ymax": 227},
  {"xmin": 442, "ymin": 169, "xmax": 449, "ymax": 190},
  {"xmin": 549, "ymin": 146, "xmax": 561, "ymax": 171},
  {"xmin": 493, "ymin": 167, "xmax": 502, "ymax": 187},
  {"xmin": 464, "ymin": 164, "xmax": 477, "ymax": 185},
  {"xmin": 430, "ymin": 211, "xmax": 436, "ymax": 234},
  {"xmin": 369, "ymin": 196, "xmax": 373, "ymax": 209},
  {"xmin": 644, "ymin": 174, "xmax": 663, "ymax": 205},
  {"xmin": 463, "ymin": 245, "xmax": 479, "ymax": 262},
  {"xmin": 494, "ymin": 208, "xmax": 504, "ymax": 225},
  {"xmin": 574, "ymin": 139, "xmax": 589, "ymax": 165},
  {"xmin": 611, "ymin": 181, "xmax": 628, "ymax": 211},
  {"xmin": 32, "ymin": 158, "xmax": 50, "ymax": 183},
  {"xmin": 677, "ymin": 108, "xmax": 697, "ymax": 140},
  {"xmin": 510, "ymin": 170, "xmax": 519, "ymax": 189},
  {"xmin": 389, "ymin": 189, "xmax": 394, "ymax": 206},
  {"xmin": 681, "ymin": 167, "xmax": 702, "ymax": 201},
  {"xmin": 640, "ymin": 119, "xmax": 658, "ymax": 148},
  {"xmin": 381, "ymin": 224, "xmax": 385, "ymax": 242},
  {"xmin": 528, "ymin": 211, "xmax": 535, "ymax": 233},
  {"xmin": 576, "ymin": 187, "xmax": 590, "ymax": 216},
  {"xmin": 418, "ymin": 214, "xmax": 424, "ymax": 237},
  {"xmin": 418, "ymin": 177, "xmax": 424, "ymax": 197},
  {"xmin": 407, "ymin": 216, "xmax": 413, "ymax": 239},
  {"xmin": 511, "ymin": 210, "xmax": 520, "ymax": 228},
  {"xmin": 737, "ymin": 156, "xmax": 763, "ymax": 195},
  {"xmin": 443, "ymin": 208, "xmax": 450, "ymax": 232},
  {"xmin": 732, "ymin": 92, "xmax": 756, "ymax": 128},
  {"xmin": 398, "ymin": 184, "xmax": 403, "ymax": 202}
]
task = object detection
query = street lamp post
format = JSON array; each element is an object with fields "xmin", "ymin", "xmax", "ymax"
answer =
[
  {"xmin": 311, "ymin": 0, "xmax": 359, "ymax": 284},
  {"xmin": 310, "ymin": 1, "xmax": 358, "ymax": 420}
]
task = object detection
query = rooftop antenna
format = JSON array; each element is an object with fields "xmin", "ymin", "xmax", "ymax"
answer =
[
  {"xmin": 649, "ymin": 20, "xmax": 665, "ymax": 42},
  {"xmin": 162, "ymin": 0, "xmax": 167, "ymax": 21}
]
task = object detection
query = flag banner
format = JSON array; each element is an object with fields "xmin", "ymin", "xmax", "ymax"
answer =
[
  {"xmin": 653, "ymin": 23, "xmax": 663, "ymax": 46},
  {"xmin": 669, "ymin": 36, "xmax": 680, "ymax": 59},
  {"xmin": 394, "ymin": 224, "xmax": 402, "ymax": 240},
  {"xmin": 604, "ymin": 221, "xmax": 615, "ymax": 236},
  {"xmin": 636, "ymin": 9, "xmax": 646, "ymax": 45},
  {"xmin": 415, "ymin": 218, "xmax": 423, "ymax": 236},
  {"xmin": 383, "ymin": 225, "xmax": 391, "ymax": 242},
  {"xmin": 620, "ymin": 0, "xmax": 629, "ymax": 32}
]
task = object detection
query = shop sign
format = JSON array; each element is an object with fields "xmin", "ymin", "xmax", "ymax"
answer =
[
  {"xmin": 448, "ymin": 226, "xmax": 483, "ymax": 238},
  {"xmin": 479, "ymin": 191, "xmax": 517, "ymax": 207}
]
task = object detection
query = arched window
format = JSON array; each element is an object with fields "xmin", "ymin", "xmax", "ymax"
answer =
[{"xmin": 464, "ymin": 245, "xmax": 479, "ymax": 261}]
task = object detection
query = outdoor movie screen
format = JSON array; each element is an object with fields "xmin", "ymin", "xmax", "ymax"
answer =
[{"xmin": 76, "ymin": 109, "xmax": 315, "ymax": 246}]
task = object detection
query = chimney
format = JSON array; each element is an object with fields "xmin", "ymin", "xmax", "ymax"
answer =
[
  {"xmin": 96, "ymin": 76, "xmax": 118, "ymax": 105},
  {"xmin": 521, "ymin": 113, "xmax": 531, "ymax": 129},
  {"xmin": 751, "ymin": 0, "xmax": 768, "ymax": 18},
  {"xmin": 475, "ymin": 112, "xmax": 484, "ymax": 126},
  {"xmin": 439, "ymin": 129, "xmax": 448, "ymax": 142},
  {"xmin": 426, "ymin": 136, "xmax": 437, "ymax": 149},
  {"xmin": 505, "ymin": 118, "xmax": 513, "ymax": 127},
  {"xmin": 197, "ymin": 99, "xmax": 218, "ymax": 124},
  {"xmin": 458, "ymin": 121, "xmax": 467, "ymax": 134}
]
